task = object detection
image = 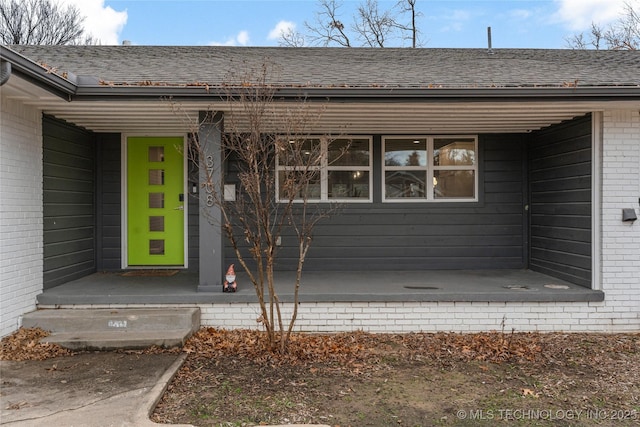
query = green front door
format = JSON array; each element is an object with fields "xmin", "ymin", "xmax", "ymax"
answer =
[{"xmin": 127, "ymin": 137, "xmax": 185, "ymax": 266}]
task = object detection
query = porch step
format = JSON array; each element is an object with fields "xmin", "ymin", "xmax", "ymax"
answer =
[{"xmin": 21, "ymin": 308, "xmax": 200, "ymax": 351}]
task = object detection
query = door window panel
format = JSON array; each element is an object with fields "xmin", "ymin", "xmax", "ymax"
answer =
[
  {"xmin": 149, "ymin": 216, "xmax": 165, "ymax": 232},
  {"xmin": 149, "ymin": 193, "xmax": 164, "ymax": 208},
  {"xmin": 148, "ymin": 146, "xmax": 165, "ymax": 162},
  {"xmin": 149, "ymin": 169, "xmax": 164, "ymax": 185},
  {"xmin": 149, "ymin": 239, "xmax": 165, "ymax": 255}
]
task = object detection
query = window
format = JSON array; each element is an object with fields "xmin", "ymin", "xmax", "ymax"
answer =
[
  {"xmin": 276, "ymin": 136, "xmax": 372, "ymax": 202},
  {"xmin": 383, "ymin": 136, "xmax": 477, "ymax": 202}
]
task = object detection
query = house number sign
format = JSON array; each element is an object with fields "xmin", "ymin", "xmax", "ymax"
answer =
[
  {"xmin": 108, "ymin": 320, "xmax": 127, "ymax": 328},
  {"xmin": 205, "ymin": 154, "xmax": 215, "ymax": 207}
]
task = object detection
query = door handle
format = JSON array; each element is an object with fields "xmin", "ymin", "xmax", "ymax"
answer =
[{"xmin": 174, "ymin": 205, "xmax": 184, "ymax": 211}]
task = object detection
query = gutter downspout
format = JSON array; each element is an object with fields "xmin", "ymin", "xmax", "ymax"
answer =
[{"xmin": 0, "ymin": 60, "xmax": 11, "ymax": 86}]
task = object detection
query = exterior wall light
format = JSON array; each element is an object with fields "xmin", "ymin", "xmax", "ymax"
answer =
[{"xmin": 622, "ymin": 208, "xmax": 637, "ymax": 222}]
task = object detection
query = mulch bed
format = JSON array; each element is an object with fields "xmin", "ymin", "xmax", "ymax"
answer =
[{"xmin": 3, "ymin": 326, "xmax": 639, "ymax": 367}]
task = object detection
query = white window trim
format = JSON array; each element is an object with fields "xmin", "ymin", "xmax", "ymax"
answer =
[
  {"xmin": 276, "ymin": 136, "xmax": 373, "ymax": 203},
  {"xmin": 382, "ymin": 135, "xmax": 478, "ymax": 203}
]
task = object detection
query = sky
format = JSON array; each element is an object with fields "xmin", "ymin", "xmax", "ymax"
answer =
[{"xmin": 57, "ymin": 0, "xmax": 638, "ymax": 48}]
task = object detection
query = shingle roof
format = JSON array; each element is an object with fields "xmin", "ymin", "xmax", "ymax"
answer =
[{"xmin": 8, "ymin": 45, "xmax": 640, "ymax": 89}]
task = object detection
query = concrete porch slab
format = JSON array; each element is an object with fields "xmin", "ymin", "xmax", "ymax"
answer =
[{"xmin": 35, "ymin": 269, "xmax": 604, "ymax": 306}]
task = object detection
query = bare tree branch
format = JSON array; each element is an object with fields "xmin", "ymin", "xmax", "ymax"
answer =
[
  {"xmin": 605, "ymin": 1, "xmax": 639, "ymax": 50},
  {"xmin": 171, "ymin": 62, "xmax": 344, "ymax": 353},
  {"xmin": 354, "ymin": 0, "xmax": 397, "ymax": 47},
  {"xmin": 278, "ymin": 27, "xmax": 306, "ymax": 47},
  {"xmin": 566, "ymin": 1, "xmax": 638, "ymax": 50},
  {"xmin": 395, "ymin": 0, "xmax": 423, "ymax": 48},
  {"xmin": 566, "ymin": 22, "xmax": 603, "ymax": 49},
  {"xmin": 286, "ymin": 0, "xmax": 424, "ymax": 48},
  {"xmin": 305, "ymin": 0, "xmax": 352, "ymax": 47},
  {"xmin": 0, "ymin": 0, "xmax": 97, "ymax": 45}
]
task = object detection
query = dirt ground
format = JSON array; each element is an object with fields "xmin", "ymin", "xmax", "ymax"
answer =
[
  {"xmin": 151, "ymin": 329, "xmax": 640, "ymax": 427},
  {"xmin": 2, "ymin": 328, "xmax": 639, "ymax": 427}
]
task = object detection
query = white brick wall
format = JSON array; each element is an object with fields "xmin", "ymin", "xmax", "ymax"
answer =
[
  {"xmin": 598, "ymin": 109, "xmax": 640, "ymax": 329},
  {"xmin": 45, "ymin": 296, "xmax": 635, "ymax": 334},
  {"xmin": 193, "ymin": 300, "xmax": 629, "ymax": 333},
  {"xmin": 0, "ymin": 96, "xmax": 43, "ymax": 337}
]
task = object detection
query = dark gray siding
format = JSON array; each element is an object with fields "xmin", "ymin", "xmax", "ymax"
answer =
[
  {"xmin": 228, "ymin": 135, "xmax": 528, "ymax": 271},
  {"xmin": 96, "ymin": 134, "xmax": 121, "ymax": 271},
  {"xmin": 89, "ymin": 121, "xmax": 592, "ymax": 278},
  {"xmin": 528, "ymin": 115, "xmax": 592, "ymax": 288},
  {"xmin": 43, "ymin": 116, "xmax": 96, "ymax": 288}
]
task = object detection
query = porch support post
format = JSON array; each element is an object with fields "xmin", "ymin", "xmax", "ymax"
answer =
[{"xmin": 197, "ymin": 111, "xmax": 224, "ymax": 292}]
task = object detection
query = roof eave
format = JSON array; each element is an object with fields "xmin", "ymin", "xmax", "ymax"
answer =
[
  {"xmin": 0, "ymin": 46, "xmax": 77, "ymax": 100},
  {"xmin": 72, "ymin": 85, "xmax": 640, "ymax": 102}
]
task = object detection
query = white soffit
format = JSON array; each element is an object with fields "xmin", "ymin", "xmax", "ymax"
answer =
[{"xmin": 2, "ymin": 75, "xmax": 636, "ymax": 134}]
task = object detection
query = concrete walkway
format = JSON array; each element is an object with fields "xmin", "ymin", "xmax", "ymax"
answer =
[
  {"xmin": 0, "ymin": 353, "xmax": 189, "ymax": 427},
  {"xmin": 0, "ymin": 352, "xmax": 328, "ymax": 427}
]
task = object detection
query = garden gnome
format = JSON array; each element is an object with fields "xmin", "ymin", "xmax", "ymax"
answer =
[{"xmin": 223, "ymin": 264, "xmax": 237, "ymax": 293}]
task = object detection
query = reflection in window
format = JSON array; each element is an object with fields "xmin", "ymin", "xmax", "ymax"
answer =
[
  {"xmin": 278, "ymin": 139, "xmax": 320, "ymax": 167},
  {"xmin": 434, "ymin": 170, "xmax": 475, "ymax": 198},
  {"xmin": 433, "ymin": 138, "xmax": 477, "ymax": 200},
  {"xmin": 433, "ymin": 139, "xmax": 475, "ymax": 166},
  {"xmin": 385, "ymin": 171, "xmax": 426, "ymax": 199},
  {"xmin": 328, "ymin": 170, "xmax": 370, "ymax": 199},
  {"xmin": 278, "ymin": 170, "xmax": 321, "ymax": 200},
  {"xmin": 384, "ymin": 138, "xmax": 426, "ymax": 167},
  {"xmin": 329, "ymin": 138, "xmax": 370, "ymax": 166},
  {"xmin": 383, "ymin": 136, "xmax": 477, "ymax": 202},
  {"xmin": 276, "ymin": 136, "xmax": 372, "ymax": 202}
]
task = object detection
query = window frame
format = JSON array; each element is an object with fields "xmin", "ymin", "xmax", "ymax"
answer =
[
  {"xmin": 382, "ymin": 135, "xmax": 478, "ymax": 203},
  {"xmin": 276, "ymin": 136, "xmax": 373, "ymax": 203}
]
